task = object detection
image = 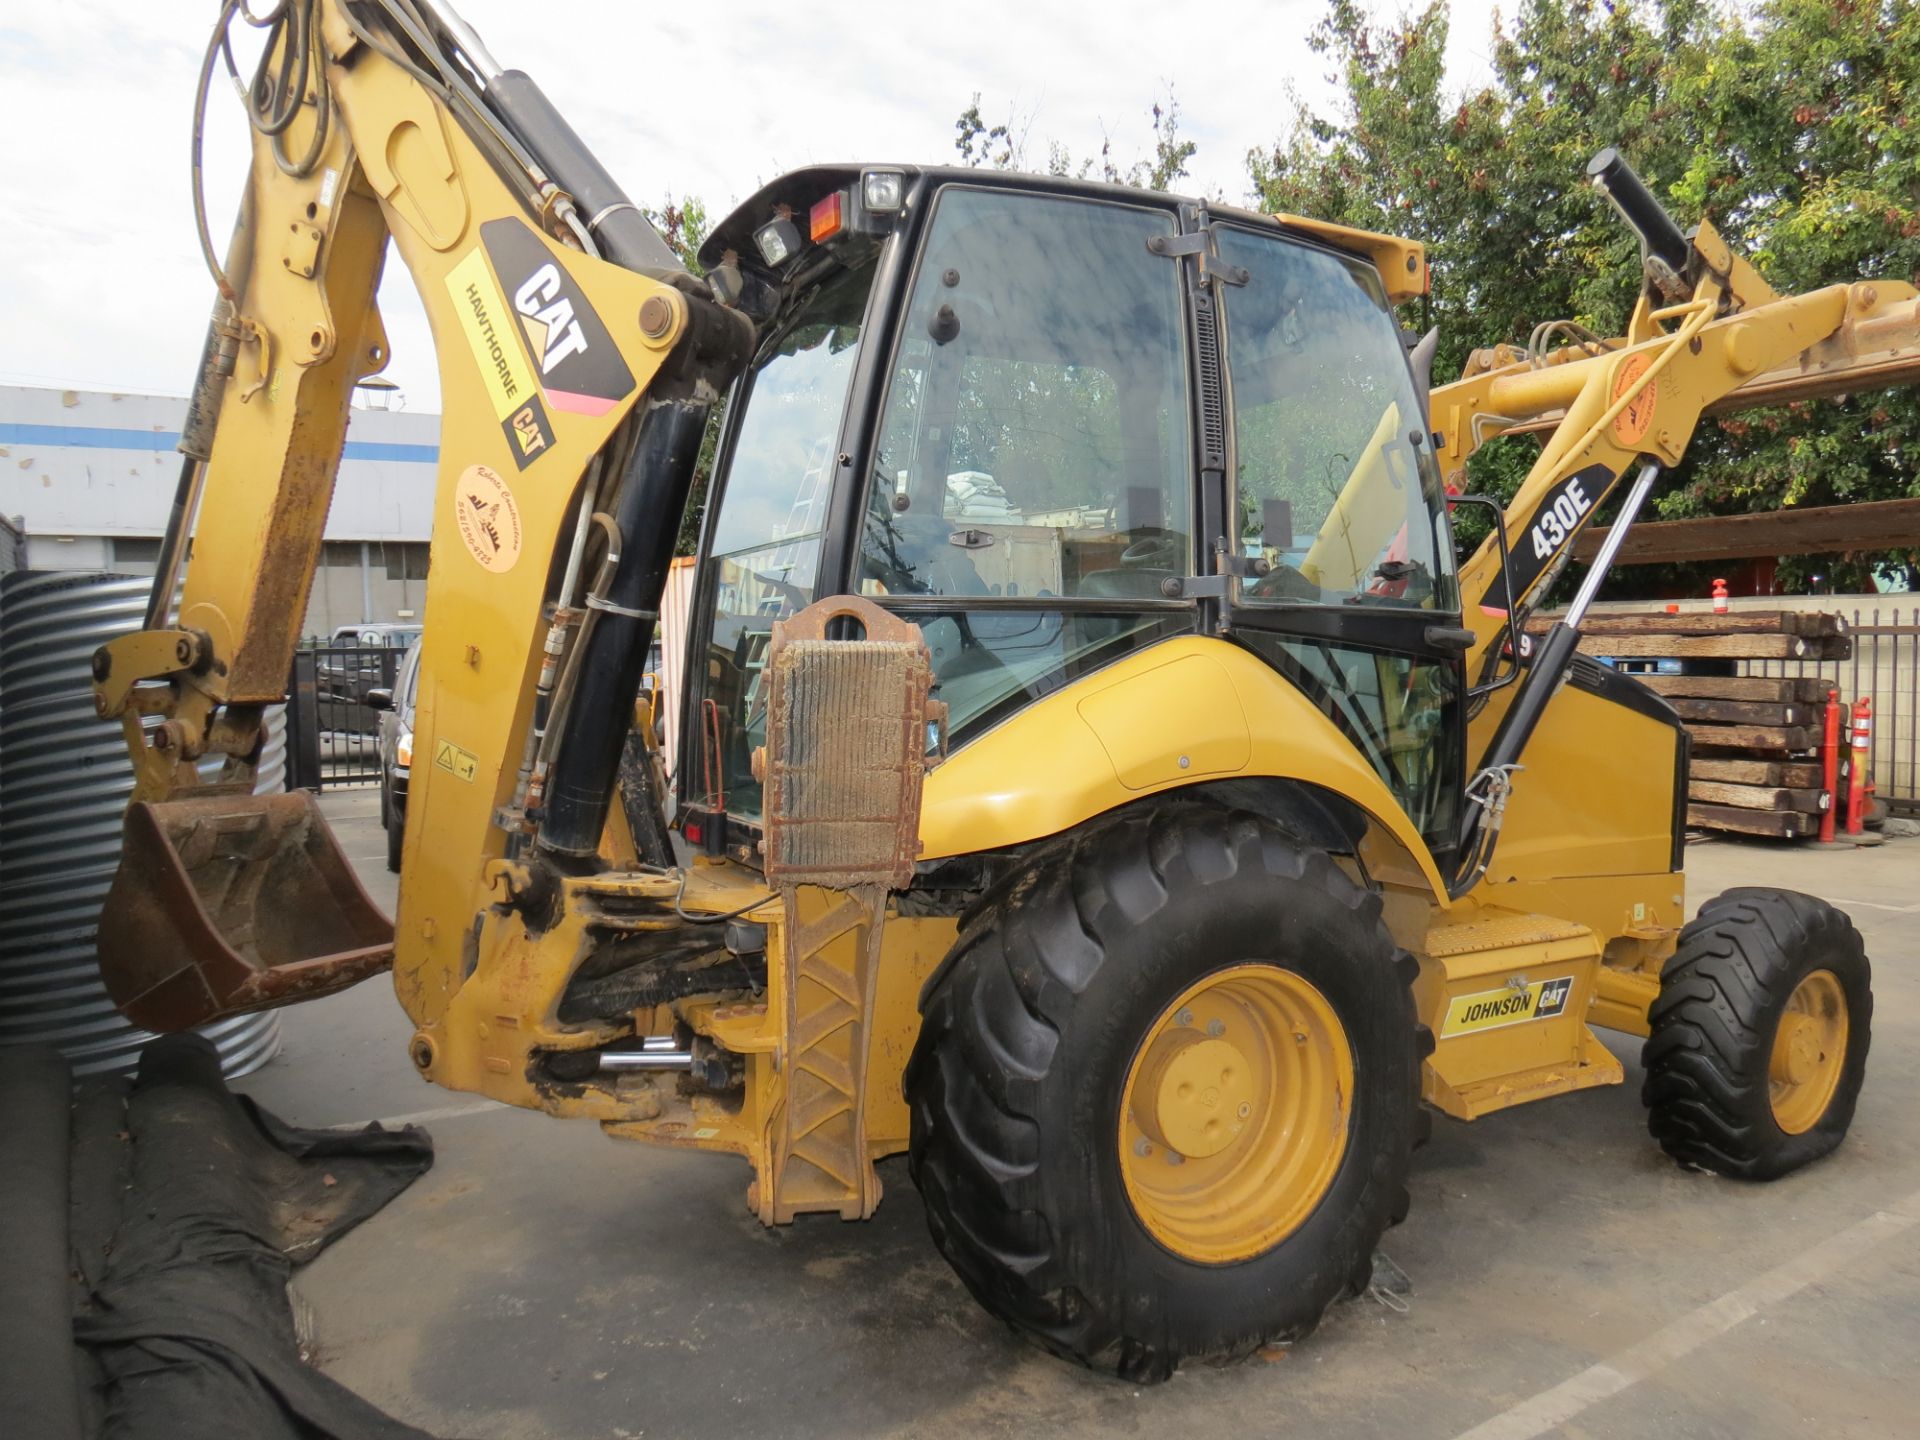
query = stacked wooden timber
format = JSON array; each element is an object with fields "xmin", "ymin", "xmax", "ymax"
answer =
[{"xmin": 1525, "ymin": 610, "xmax": 1850, "ymax": 838}]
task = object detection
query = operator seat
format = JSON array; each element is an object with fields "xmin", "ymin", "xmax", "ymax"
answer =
[
  {"xmin": 1072, "ymin": 528, "xmax": 1183, "ymax": 649},
  {"xmin": 882, "ymin": 510, "xmax": 994, "ymax": 598}
]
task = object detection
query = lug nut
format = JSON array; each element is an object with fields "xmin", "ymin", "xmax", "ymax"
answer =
[
  {"xmin": 1175, "ymin": 1007, "xmax": 1194, "ymax": 1027},
  {"xmin": 1237, "ymin": 1102, "xmax": 1251, "ymax": 1119},
  {"xmin": 1135, "ymin": 1139, "xmax": 1153, "ymax": 1157},
  {"xmin": 1206, "ymin": 1018, "xmax": 1224, "ymax": 1037}
]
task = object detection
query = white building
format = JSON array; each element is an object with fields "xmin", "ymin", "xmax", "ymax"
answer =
[{"xmin": 0, "ymin": 384, "xmax": 438, "ymax": 637}]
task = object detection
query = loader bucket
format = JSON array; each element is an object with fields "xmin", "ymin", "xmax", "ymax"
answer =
[{"xmin": 98, "ymin": 788, "xmax": 395, "ymax": 1031}]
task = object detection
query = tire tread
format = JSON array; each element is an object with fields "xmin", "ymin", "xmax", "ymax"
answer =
[
  {"xmin": 1643, "ymin": 888, "xmax": 1870, "ymax": 1180},
  {"xmin": 907, "ymin": 805, "xmax": 1420, "ymax": 1379}
]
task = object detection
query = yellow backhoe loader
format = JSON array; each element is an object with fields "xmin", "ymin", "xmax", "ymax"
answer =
[{"xmin": 89, "ymin": 0, "xmax": 1917, "ymax": 1380}]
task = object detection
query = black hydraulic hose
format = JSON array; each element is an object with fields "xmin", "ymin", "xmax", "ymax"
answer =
[
  {"xmin": 0, "ymin": 1047, "xmax": 83, "ymax": 1440},
  {"xmin": 483, "ymin": 71, "xmax": 686, "ymax": 282},
  {"xmin": 537, "ymin": 397, "xmax": 710, "ymax": 858}
]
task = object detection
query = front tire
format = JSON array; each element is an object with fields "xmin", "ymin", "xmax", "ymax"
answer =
[
  {"xmin": 1643, "ymin": 888, "xmax": 1871, "ymax": 1179},
  {"xmin": 905, "ymin": 805, "xmax": 1420, "ymax": 1381}
]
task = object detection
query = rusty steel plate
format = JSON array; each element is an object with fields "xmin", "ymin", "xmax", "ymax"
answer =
[{"xmin": 759, "ymin": 595, "xmax": 944, "ymax": 891}]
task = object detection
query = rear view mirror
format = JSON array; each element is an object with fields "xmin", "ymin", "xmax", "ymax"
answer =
[{"xmin": 365, "ymin": 687, "xmax": 394, "ymax": 711}]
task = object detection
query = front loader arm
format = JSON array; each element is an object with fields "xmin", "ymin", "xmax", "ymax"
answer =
[
  {"xmin": 91, "ymin": 0, "xmax": 750, "ymax": 1031},
  {"xmin": 1435, "ymin": 274, "xmax": 1914, "ymax": 654},
  {"xmin": 1428, "ymin": 150, "xmax": 1920, "ymax": 890}
]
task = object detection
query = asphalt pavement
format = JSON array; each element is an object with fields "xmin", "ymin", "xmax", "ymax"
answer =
[{"xmin": 234, "ymin": 789, "xmax": 1920, "ymax": 1440}]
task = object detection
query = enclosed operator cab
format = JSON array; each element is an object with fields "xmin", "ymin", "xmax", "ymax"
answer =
[{"xmin": 679, "ymin": 166, "xmax": 1464, "ymax": 874}]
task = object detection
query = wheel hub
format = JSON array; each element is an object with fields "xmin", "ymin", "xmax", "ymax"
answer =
[
  {"xmin": 1768, "ymin": 968, "xmax": 1848, "ymax": 1135},
  {"xmin": 1771, "ymin": 1015, "xmax": 1821, "ymax": 1086},
  {"xmin": 1134, "ymin": 1034, "xmax": 1254, "ymax": 1160},
  {"xmin": 1117, "ymin": 964, "xmax": 1354, "ymax": 1265}
]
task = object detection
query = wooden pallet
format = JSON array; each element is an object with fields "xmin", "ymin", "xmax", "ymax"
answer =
[
  {"xmin": 1685, "ymin": 802, "xmax": 1819, "ymax": 838},
  {"xmin": 1528, "ymin": 610, "xmax": 1846, "ymax": 638},
  {"xmin": 1583, "ymin": 632, "xmax": 1849, "ymax": 660},
  {"xmin": 1535, "ymin": 609, "xmax": 1849, "ymax": 838},
  {"xmin": 1688, "ymin": 722, "xmax": 1821, "ymax": 752},
  {"xmin": 1690, "ymin": 757, "xmax": 1823, "ymax": 787},
  {"xmin": 1635, "ymin": 674, "xmax": 1831, "ymax": 704},
  {"xmin": 1668, "ymin": 697, "xmax": 1819, "ymax": 727}
]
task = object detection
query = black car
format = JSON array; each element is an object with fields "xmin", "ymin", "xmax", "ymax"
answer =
[
  {"xmin": 365, "ymin": 641, "xmax": 423, "ymax": 872},
  {"xmin": 317, "ymin": 624, "xmax": 423, "ymax": 709}
]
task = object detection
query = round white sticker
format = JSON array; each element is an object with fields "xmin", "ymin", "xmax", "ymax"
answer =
[{"xmin": 453, "ymin": 463, "xmax": 523, "ymax": 573}]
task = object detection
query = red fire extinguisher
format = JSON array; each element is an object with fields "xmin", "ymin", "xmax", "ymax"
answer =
[
  {"xmin": 1711, "ymin": 577, "xmax": 1730, "ymax": 614},
  {"xmin": 1820, "ymin": 689, "xmax": 1842, "ymax": 844},
  {"xmin": 1845, "ymin": 696, "xmax": 1874, "ymax": 836}
]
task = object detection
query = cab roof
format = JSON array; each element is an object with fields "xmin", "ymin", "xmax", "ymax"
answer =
[{"xmin": 699, "ymin": 164, "xmax": 1428, "ymax": 304}]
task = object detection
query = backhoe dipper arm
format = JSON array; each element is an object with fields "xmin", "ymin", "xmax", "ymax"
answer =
[
  {"xmin": 90, "ymin": 0, "xmax": 751, "ymax": 1031},
  {"xmin": 1432, "ymin": 149, "xmax": 1920, "ymax": 885}
]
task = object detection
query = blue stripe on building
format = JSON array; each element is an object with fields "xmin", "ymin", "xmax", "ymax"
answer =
[{"xmin": 0, "ymin": 422, "xmax": 438, "ymax": 465}]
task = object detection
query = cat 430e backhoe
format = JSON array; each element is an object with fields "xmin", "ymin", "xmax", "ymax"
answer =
[{"xmin": 91, "ymin": 0, "xmax": 1917, "ymax": 1381}]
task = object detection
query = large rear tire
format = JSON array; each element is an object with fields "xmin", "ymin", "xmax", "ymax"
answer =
[
  {"xmin": 905, "ymin": 805, "xmax": 1420, "ymax": 1381},
  {"xmin": 1643, "ymin": 888, "xmax": 1871, "ymax": 1179}
]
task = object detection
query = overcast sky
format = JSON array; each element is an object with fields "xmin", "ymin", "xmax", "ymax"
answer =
[{"xmin": 0, "ymin": 0, "xmax": 1503, "ymax": 410}]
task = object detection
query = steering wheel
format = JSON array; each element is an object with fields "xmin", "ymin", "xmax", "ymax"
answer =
[
  {"xmin": 1245, "ymin": 562, "xmax": 1321, "ymax": 601},
  {"xmin": 1118, "ymin": 529, "xmax": 1181, "ymax": 570}
]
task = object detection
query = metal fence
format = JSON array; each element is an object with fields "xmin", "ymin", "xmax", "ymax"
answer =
[
  {"xmin": 1743, "ymin": 604, "xmax": 1920, "ymax": 814},
  {"xmin": 288, "ymin": 640, "xmax": 408, "ymax": 790}
]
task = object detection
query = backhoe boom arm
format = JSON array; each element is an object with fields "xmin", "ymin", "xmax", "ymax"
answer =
[{"xmin": 89, "ymin": 0, "xmax": 750, "ymax": 1030}]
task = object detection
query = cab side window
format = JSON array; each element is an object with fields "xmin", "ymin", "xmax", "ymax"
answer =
[{"xmin": 860, "ymin": 187, "xmax": 1193, "ymax": 604}]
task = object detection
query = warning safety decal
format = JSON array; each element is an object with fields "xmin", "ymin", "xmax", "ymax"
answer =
[
  {"xmin": 433, "ymin": 738, "xmax": 480, "ymax": 783},
  {"xmin": 1441, "ymin": 975, "xmax": 1576, "ymax": 1038}
]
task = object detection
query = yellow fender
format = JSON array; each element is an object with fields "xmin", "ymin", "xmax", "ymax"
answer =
[{"xmin": 918, "ymin": 635, "xmax": 1449, "ymax": 899}]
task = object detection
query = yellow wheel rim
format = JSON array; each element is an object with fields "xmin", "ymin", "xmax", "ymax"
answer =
[
  {"xmin": 1117, "ymin": 964, "xmax": 1354, "ymax": 1265},
  {"xmin": 1769, "ymin": 969, "xmax": 1849, "ymax": 1135}
]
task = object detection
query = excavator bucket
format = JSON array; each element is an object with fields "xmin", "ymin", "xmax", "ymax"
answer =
[{"xmin": 98, "ymin": 788, "xmax": 395, "ymax": 1031}]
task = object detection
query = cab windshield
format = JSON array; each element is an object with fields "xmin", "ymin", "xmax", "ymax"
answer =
[{"xmin": 692, "ymin": 258, "xmax": 877, "ymax": 820}]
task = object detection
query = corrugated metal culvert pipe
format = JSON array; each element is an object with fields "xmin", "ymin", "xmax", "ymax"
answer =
[{"xmin": 0, "ymin": 571, "xmax": 282, "ymax": 1076}]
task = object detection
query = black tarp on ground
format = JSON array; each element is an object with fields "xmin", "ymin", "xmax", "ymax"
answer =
[{"xmin": 67, "ymin": 1033, "xmax": 437, "ymax": 1440}]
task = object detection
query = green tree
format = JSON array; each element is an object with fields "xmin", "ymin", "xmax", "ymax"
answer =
[
  {"xmin": 1248, "ymin": 0, "xmax": 1920, "ymax": 592},
  {"xmin": 955, "ymin": 87, "xmax": 1197, "ymax": 189}
]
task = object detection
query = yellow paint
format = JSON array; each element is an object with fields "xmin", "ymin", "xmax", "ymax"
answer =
[
  {"xmin": 1472, "ymin": 678, "xmax": 1679, "ymax": 883},
  {"xmin": 1770, "ymin": 969, "xmax": 1848, "ymax": 1135},
  {"xmin": 1118, "ymin": 964, "xmax": 1352, "ymax": 1264},
  {"xmin": 919, "ymin": 635, "xmax": 1450, "ymax": 900},
  {"xmin": 432, "ymin": 738, "xmax": 478, "ymax": 783},
  {"xmin": 101, "ymin": 4, "xmax": 1920, "ymax": 1225},
  {"xmin": 1272, "ymin": 212, "xmax": 1427, "ymax": 302},
  {"xmin": 1074, "ymin": 653, "xmax": 1249, "ymax": 788},
  {"xmin": 445, "ymin": 245, "xmax": 536, "ymax": 422},
  {"xmin": 1589, "ymin": 963, "xmax": 1663, "ymax": 1038},
  {"xmin": 1412, "ymin": 908, "xmax": 1619, "ymax": 1120}
]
